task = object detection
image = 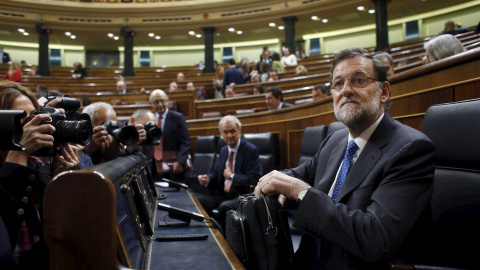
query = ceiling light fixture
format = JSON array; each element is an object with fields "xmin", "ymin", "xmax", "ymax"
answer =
[
  {"xmin": 228, "ymin": 28, "xmax": 235, "ymax": 32},
  {"xmin": 357, "ymin": 6, "xmax": 365, "ymax": 11},
  {"xmin": 23, "ymin": 32, "xmax": 29, "ymax": 36},
  {"xmin": 196, "ymin": 34, "xmax": 202, "ymax": 38},
  {"xmin": 368, "ymin": 9, "xmax": 375, "ymax": 14},
  {"xmin": 237, "ymin": 30, "xmax": 243, "ymax": 34},
  {"xmin": 114, "ymin": 36, "xmax": 119, "ymax": 40},
  {"xmin": 278, "ymin": 26, "xmax": 285, "ymax": 30},
  {"xmin": 188, "ymin": 31, "xmax": 195, "ymax": 35},
  {"xmin": 155, "ymin": 36, "xmax": 161, "ymax": 39},
  {"xmin": 18, "ymin": 28, "xmax": 25, "ymax": 32},
  {"xmin": 311, "ymin": 16, "xmax": 318, "ymax": 21},
  {"xmin": 107, "ymin": 33, "xmax": 114, "ymax": 37},
  {"xmin": 322, "ymin": 19, "xmax": 328, "ymax": 23},
  {"xmin": 269, "ymin": 22, "xmax": 276, "ymax": 27},
  {"xmin": 148, "ymin": 33, "xmax": 155, "ymax": 37},
  {"xmin": 65, "ymin": 32, "xmax": 71, "ymax": 36},
  {"xmin": 70, "ymin": 35, "xmax": 76, "ymax": 39}
]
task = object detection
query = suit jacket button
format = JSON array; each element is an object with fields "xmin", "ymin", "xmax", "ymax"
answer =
[
  {"xmin": 17, "ymin": 208, "xmax": 25, "ymax": 216},
  {"xmin": 26, "ymin": 186, "xmax": 33, "ymax": 192},
  {"xmin": 22, "ymin": 197, "xmax": 29, "ymax": 204},
  {"xmin": 28, "ymin": 175, "xmax": 36, "ymax": 181}
]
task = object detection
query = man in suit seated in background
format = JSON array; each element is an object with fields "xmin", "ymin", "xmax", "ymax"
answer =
[
  {"xmin": 312, "ymin": 83, "xmax": 331, "ymax": 100},
  {"xmin": 114, "ymin": 80, "xmax": 133, "ymax": 94},
  {"xmin": 265, "ymin": 87, "xmax": 293, "ymax": 111},
  {"xmin": 149, "ymin": 89, "xmax": 191, "ymax": 182},
  {"xmin": 196, "ymin": 115, "xmax": 262, "ymax": 228},
  {"xmin": 255, "ymin": 47, "xmax": 436, "ymax": 269}
]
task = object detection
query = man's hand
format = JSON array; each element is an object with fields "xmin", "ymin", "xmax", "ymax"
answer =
[
  {"xmin": 52, "ymin": 143, "xmax": 80, "ymax": 176},
  {"xmin": 172, "ymin": 161, "xmax": 184, "ymax": 174},
  {"xmin": 223, "ymin": 166, "xmax": 233, "ymax": 180},
  {"xmin": 84, "ymin": 126, "xmax": 108, "ymax": 155},
  {"xmin": 198, "ymin": 174, "xmax": 210, "ymax": 186},
  {"xmin": 254, "ymin": 170, "xmax": 311, "ymax": 204}
]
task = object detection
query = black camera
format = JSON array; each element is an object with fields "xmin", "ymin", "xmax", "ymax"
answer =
[
  {"xmin": 47, "ymin": 96, "xmax": 90, "ymax": 122},
  {"xmin": 32, "ymin": 107, "xmax": 93, "ymax": 156},
  {"xmin": 142, "ymin": 121, "xmax": 162, "ymax": 145},
  {"xmin": 0, "ymin": 110, "xmax": 26, "ymax": 151},
  {"xmin": 102, "ymin": 120, "xmax": 139, "ymax": 146}
]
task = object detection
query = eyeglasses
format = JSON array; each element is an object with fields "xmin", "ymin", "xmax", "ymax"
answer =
[
  {"xmin": 151, "ymin": 99, "xmax": 167, "ymax": 104},
  {"xmin": 331, "ymin": 74, "xmax": 380, "ymax": 91}
]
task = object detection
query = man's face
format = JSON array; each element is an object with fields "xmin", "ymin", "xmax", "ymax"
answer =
[
  {"xmin": 225, "ymin": 88, "xmax": 235, "ymax": 98},
  {"xmin": 138, "ymin": 112, "xmax": 157, "ymax": 125},
  {"xmin": 312, "ymin": 88, "xmax": 327, "ymax": 100},
  {"xmin": 169, "ymin": 82, "xmax": 178, "ymax": 91},
  {"xmin": 379, "ymin": 57, "xmax": 394, "ymax": 77},
  {"xmin": 94, "ymin": 106, "xmax": 117, "ymax": 126},
  {"xmin": 331, "ymin": 56, "xmax": 389, "ymax": 129},
  {"xmin": 187, "ymin": 83, "xmax": 194, "ymax": 91},
  {"xmin": 265, "ymin": 92, "xmax": 281, "ymax": 110},
  {"xmin": 117, "ymin": 82, "xmax": 126, "ymax": 92},
  {"xmin": 221, "ymin": 121, "xmax": 240, "ymax": 148},
  {"xmin": 262, "ymin": 50, "xmax": 269, "ymax": 60},
  {"xmin": 150, "ymin": 92, "xmax": 168, "ymax": 114},
  {"xmin": 270, "ymin": 71, "xmax": 278, "ymax": 81}
]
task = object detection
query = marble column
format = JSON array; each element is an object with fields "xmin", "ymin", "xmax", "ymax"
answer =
[
  {"xmin": 35, "ymin": 22, "xmax": 50, "ymax": 76},
  {"xmin": 372, "ymin": 0, "xmax": 390, "ymax": 51},
  {"xmin": 281, "ymin": 16, "xmax": 298, "ymax": 55},
  {"xmin": 202, "ymin": 27, "xmax": 216, "ymax": 73},
  {"xmin": 121, "ymin": 26, "xmax": 135, "ymax": 76}
]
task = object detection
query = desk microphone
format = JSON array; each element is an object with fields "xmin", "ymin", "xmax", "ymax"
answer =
[
  {"xmin": 157, "ymin": 203, "xmax": 205, "ymax": 223},
  {"xmin": 159, "ymin": 178, "xmax": 189, "ymax": 190}
]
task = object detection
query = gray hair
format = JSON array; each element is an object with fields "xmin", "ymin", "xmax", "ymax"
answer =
[
  {"xmin": 373, "ymin": 53, "xmax": 393, "ymax": 66},
  {"xmin": 424, "ymin": 35, "xmax": 466, "ymax": 62},
  {"xmin": 218, "ymin": 115, "xmax": 242, "ymax": 132},
  {"xmin": 82, "ymin": 101, "xmax": 114, "ymax": 125},
  {"xmin": 132, "ymin": 109, "xmax": 152, "ymax": 122}
]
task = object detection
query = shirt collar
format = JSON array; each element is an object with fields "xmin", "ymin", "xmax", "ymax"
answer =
[
  {"xmin": 157, "ymin": 109, "xmax": 169, "ymax": 119},
  {"xmin": 228, "ymin": 138, "xmax": 241, "ymax": 153}
]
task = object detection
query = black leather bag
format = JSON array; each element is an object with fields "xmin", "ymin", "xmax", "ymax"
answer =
[{"xmin": 225, "ymin": 194, "xmax": 294, "ymax": 270}]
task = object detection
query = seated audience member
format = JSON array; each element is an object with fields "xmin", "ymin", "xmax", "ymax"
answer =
[
  {"xmin": 225, "ymin": 85, "xmax": 235, "ymax": 98},
  {"xmin": 196, "ymin": 115, "xmax": 262, "ymax": 228},
  {"xmin": 239, "ymin": 59, "xmax": 251, "ymax": 84},
  {"xmin": 271, "ymin": 52, "xmax": 286, "ymax": 73},
  {"xmin": 82, "ymin": 102, "xmax": 143, "ymax": 164},
  {"xmin": 295, "ymin": 65, "xmax": 308, "ymax": 76},
  {"xmin": 455, "ymin": 22, "xmax": 468, "ymax": 33},
  {"xmin": 114, "ymin": 80, "xmax": 132, "ymax": 94},
  {"xmin": 259, "ymin": 62, "xmax": 271, "ymax": 82},
  {"xmin": 131, "ymin": 109, "xmax": 158, "ymax": 171},
  {"xmin": 252, "ymin": 84, "xmax": 264, "ymax": 95},
  {"xmin": 3, "ymin": 60, "xmax": 23, "ymax": 82},
  {"xmin": 254, "ymin": 47, "xmax": 436, "ymax": 269},
  {"xmin": 396, "ymin": 59, "xmax": 411, "ymax": 68},
  {"xmin": 296, "ymin": 42, "xmax": 307, "ymax": 59},
  {"xmin": 281, "ymin": 46, "xmax": 298, "ymax": 67},
  {"xmin": 251, "ymin": 73, "xmax": 260, "ymax": 84},
  {"xmin": 312, "ymin": 83, "xmax": 330, "ymax": 100},
  {"xmin": 265, "ymin": 87, "xmax": 293, "ymax": 111},
  {"xmin": 149, "ymin": 89, "xmax": 191, "ymax": 182},
  {"xmin": 176, "ymin": 72, "xmax": 185, "ymax": 82},
  {"xmin": 0, "ymin": 81, "xmax": 79, "ymax": 269},
  {"xmin": 256, "ymin": 48, "xmax": 272, "ymax": 72},
  {"xmin": 0, "ymin": 46, "xmax": 11, "ymax": 64},
  {"xmin": 424, "ymin": 34, "xmax": 466, "ymax": 63},
  {"xmin": 437, "ymin": 19, "xmax": 465, "ymax": 35},
  {"xmin": 268, "ymin": 70, "xmax": 279, "ymax": 82},
  {"xmin": 27, "ymin": 65, "xmax": 37, "ymax": 77},
  {"xmin": 222, "ymin": 58, "xmax": 244, "ymax": 97},
  {"xmin": 168, "ymin": 82, "xmax": 179, "ymax": 92},
  {"xmin": 374, "ymin": 52, "xmax": 394, "ymax": 77},
  {"xmin": 188, "ymin": 81, "xmax": 204, "ymax": 99},
  {"xmin": 213, "ymin": 66, "xmax": 224, "ymax": 99},
  {"xmin": 71, "ymin": 62, "xmax": 87, "ymax": 79}
]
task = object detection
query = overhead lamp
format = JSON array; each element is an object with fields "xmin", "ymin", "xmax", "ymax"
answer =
[
  {"xmin": 196, "ymin": 34, "xmax": 202, "ymax": 38},
  {"xmin": 155, "ymin": 36, "xmax": 161, "ymax": 39},
  {"xmin": 148, "ymin": 33, "xmax": 155, "ymax": 37},
  {"xmin": 368, "ymin": 9, "xmax": 375, "ymax": 14},
  {"xmin": 228, "ymin": 28, "xmax": 235, "ymax": 32},
  {"xmin": 237, "ymin": 30, "xmax": 243, "ymax": 34},
  {"xmin": 70, "ymin": 35, "xmax": 76, "ymax": 39},
  {"xmin": 114, "ymin": 36, "xmax": 119, "ymax": 40},
  {"xmin": 18, "ymin": 28, "xmax": 25, "ymax": 32},
  {"xmin": 65, "ymin": 32, "xmax": 71, "ymax": 36},
  {"xmin": 322, "ymin": 19, "xmax": 328, "ymax": 23},
  {"xmin": 357, "ymin": 6, "xmax": 365, "ymax": 11},
  {"xmin": 188, "ymin": 31, "xmax": 195, "ymax": 35},
  {"xmin": 269, "ymin": 22, "xmax": 276, "ymax": 27},
  {"xmin": 278, "ymin": 26, "xmax": 285, "ymax": 30},
  {"xmin": 311, "ymin": 16, "xmax": 318, "ymax": 21},
  {"xmin": 23, "ymin": 32, "xmax": 29, "ymax": 36},
  {"xmin": 107, "ymin": 33, "xmax": 114, "ymax": 37}
]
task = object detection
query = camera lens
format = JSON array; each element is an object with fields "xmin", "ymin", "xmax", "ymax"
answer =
[
  {"xmin": 111, "ymin": 125, "xmax": 139, "ymax": 146},
  {"xmin": 55, "ymin": 120, "xmax": 93, "ymax": 146}
]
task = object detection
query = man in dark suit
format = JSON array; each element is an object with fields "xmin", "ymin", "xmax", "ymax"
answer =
[
  {"xmin": 197, "ymin": 115, "xmax": 262, "ymax": 227},
  {"xmin": 256, "ymin": 48, "xmax": 272, "ymax": 71},
  {"xmin": 222, "ymin": 58, "xmax": 244, "ymax": 97},
  {"xmin": 265, "ymin": 86, "xmax": 293, "ymax": 110},
  {"xmin": 149, "ymin": 89, "xmax": 191, "ymax": 182},
  {"xmin": 255, "ymin": 47, "xmax": 436, "ymax": 269},
  {"xmin": 0, "ymin": 46, "xmax": 11, "ymax": 64},
  {"xmin": 114, "ymin": 80, "xmax": 133, "ymax": 94}
]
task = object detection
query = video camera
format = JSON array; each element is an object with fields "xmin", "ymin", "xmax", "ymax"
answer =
[
  {"xmin": 102, "ymin": 120, "xmax": 139, "ymax": 146},
  {"xmin": 0, "ymin": 110, "xmax": 26, "ymax": 151},
  {"xmin": 142, "ymin": 121, "xmax": 162, "ymax": 145},
  {"xmin": 31, "ymin": 107, "xmax": 93, "ymax": 156}
]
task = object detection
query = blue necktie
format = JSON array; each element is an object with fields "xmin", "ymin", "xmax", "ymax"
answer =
[{"xmin": 332, "ymin": 140, "xmax": 358, "ymax": 201}]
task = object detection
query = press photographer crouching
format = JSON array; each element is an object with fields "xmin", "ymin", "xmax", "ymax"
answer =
[
  {"xmin": 0, "ymin": 81, "xmax": 80, "ymax": 269},
  {"xmin": 82, "ymin": 102, "xmax": 145, "ymax": 165}
]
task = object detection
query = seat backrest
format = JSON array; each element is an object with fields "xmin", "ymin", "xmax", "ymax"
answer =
[
  {"xmin": 192, "ymin": 135, "xmax": 218, "ymax": 176},
  {"xmin": 298, "ymin": 125, "xmax": 328, "ymax": 166},
  {"xmin": 243, "ymin": 132, "xmax": 280, "ymax": 175},
  {"xmin": 419, "ymin": 98, "xmax": 480, "ymax": 269},
  {"xmin": 326, "ymin": 121, "xmax": 346, "ymax": 136}
]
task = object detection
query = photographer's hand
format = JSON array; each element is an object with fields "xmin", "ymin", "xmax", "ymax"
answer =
[
  {"xmin": 52, "ymin": 143, "xmax": 80, "ymax": 176},
  {"xmin": 84, "ymin": 126, "xmax": 108, "ymax": 155},
  {"xmin": 5, "ymin": 114, "xmax": 55, "ymax": 166}
]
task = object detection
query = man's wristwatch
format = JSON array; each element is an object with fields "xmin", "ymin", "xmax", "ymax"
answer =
[
  {"xmin": 297, "ymin": 188, "xmax": 310, "ymax": 202},
  {"xmin": 229, "ymin": 173, "xmax": 234, "ymax": 180}
]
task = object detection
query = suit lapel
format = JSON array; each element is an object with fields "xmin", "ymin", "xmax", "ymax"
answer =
[
  {"xmin": 336, "ymin": 113, "xmax": 394, "ymax": 201},
  {"xmin": 315, "ymin": 141, "xmax": 346, "ymax": 193},
  {"xmin": 234, "ymin": 140, "xmax": 246, "ymax": 173}
]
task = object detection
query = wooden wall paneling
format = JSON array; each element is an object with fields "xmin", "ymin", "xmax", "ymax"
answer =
[
  {"xmin": 454, "ymin": 79, "xmax": 480, "ymax": 101},
  {"xmin": 287, "ymin": 130, "xmax": 305, "ymax": 169},
  {"xmin": 394, "ymin": 114, "xmax": 425, "ymax": 132},
  {"xmin": 388, "ymin": 87, "xmax": 454, "ymax": 117}
]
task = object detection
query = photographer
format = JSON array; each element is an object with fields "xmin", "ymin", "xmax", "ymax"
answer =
[
  {"xmin": 131, "ymin": 109, "xmax": 160, "ymax": 171},
  {"xmin": 82, "ymin": 102, "xmax": 144, "ymax": 164},
  {"xmin": 0, "ymin": 81, "xmax": 79, "ymax": 269}
]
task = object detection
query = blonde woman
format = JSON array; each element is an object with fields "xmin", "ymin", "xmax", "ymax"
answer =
[{"xmin": 3, "ymin": 60, "xmax": 22, "ymax": 82}]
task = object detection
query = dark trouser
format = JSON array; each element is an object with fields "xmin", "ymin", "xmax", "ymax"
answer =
[{"xmin": 195, "ymin": 193, "xmax": 238, "ymax": 232}]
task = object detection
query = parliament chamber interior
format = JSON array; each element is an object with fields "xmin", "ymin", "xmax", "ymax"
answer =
[{"xmin": 1, "ymin": 0, "xmax": 480, "ymax": 269}]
